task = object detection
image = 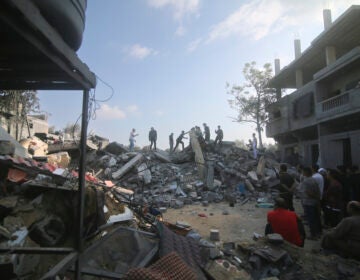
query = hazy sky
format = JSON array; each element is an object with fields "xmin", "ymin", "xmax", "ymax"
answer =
[{"xmin": 37, "ymin": 0, "xmax": 360, "ymax": 149}]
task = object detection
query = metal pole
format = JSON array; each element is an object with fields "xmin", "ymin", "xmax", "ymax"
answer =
[{"xmin": 75, "ymin": 90, "xmax": 89, "ymax": 279}]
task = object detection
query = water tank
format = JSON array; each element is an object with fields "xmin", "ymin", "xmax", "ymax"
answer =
[{"xmin": 31, "ymin": 0, "xmax": 87, "ymax": 50}]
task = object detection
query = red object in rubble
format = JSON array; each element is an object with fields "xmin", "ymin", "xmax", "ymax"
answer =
[{"xmin": 198, "ymin": 213, "xmax": 207, "ymax": 218}]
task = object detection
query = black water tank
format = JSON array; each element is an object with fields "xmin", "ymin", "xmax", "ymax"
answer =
[{"xmin": 32, "ymin": 0, "xmax": 87, "ymax": 50}]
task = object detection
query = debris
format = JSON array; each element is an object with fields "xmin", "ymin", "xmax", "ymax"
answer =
[
  {"xmin": 47, "ymin": 152, "xmax": 71, "ymax": 168},
  {"xmin": 107, "ymin": 207, "xmax": 134, "ymax": 223},
  {"xmin": 112, "ymin": 153, "xmax": 143, "ymax": 179},
  {"xmin": 245, "ymin": 179, "xmax": 255, "ymax": 192},
  {"xmin": 266, "ymin": 233, "xmax": 284, "ymax": 245},
  {"xmin": 210, "ymin": 229, "xmax": 220, "ymax": 241},
  {"xmin": 205, "ymin": 259, "xmax": 252, "ymax": 280},
  {"xmin": 0, "ymin": 140, "xmax": 15, "ymax": 156}
]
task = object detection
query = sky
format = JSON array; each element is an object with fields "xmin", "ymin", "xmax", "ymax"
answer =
[{"xmin": 37, "ymin": 0, "xmax": 360, "ymax": 149}]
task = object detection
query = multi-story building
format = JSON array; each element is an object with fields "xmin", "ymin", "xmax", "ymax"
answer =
[{"xmin": 266, "ymin": 6, "xmax": 360, "ymax": 168}]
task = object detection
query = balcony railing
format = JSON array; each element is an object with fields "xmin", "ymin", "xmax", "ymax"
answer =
[
  {"xmin": 317, "ymin": 88, "xmax": 360, "ymax": 120},
  {"xmin": 321, "ymin": 92, "xmax": 350, "ymax": 112}
]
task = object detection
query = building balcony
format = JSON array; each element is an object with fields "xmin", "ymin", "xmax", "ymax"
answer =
[
  {"xmin": 316, "ymin": 88, "xmax": 360, "ymax": 121},
  {"xmin": 266, "ymin": 117, "xmax": 290, "ymax": 138}
]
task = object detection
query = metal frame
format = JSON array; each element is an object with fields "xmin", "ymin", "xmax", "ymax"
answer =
[{"xmin": 0, "ymin": 0, "xmax": 96, "ymax": 279}]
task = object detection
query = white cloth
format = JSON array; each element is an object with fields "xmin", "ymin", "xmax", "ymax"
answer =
[{"xmin": 312, "ymin": 172, "xmax": 324, "ymax": 198}]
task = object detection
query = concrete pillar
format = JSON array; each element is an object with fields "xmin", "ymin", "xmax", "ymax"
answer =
[
  {"xmin": 325, "ymin": 46, "xmax": 336, "ymax": 65},
  {"xmin": 206, "ymin": 161, "xmax": 214, "ymax": 190},
  {"xmin": 296, "ymin": 69, "xmax": 303, "ymax": 88},
  {"xmin": 294, "ymin": 39, "xmax": 301, "ymax": 59},
  {"xmin": 274, "ymin": 58, "xmax": 281, "ymax": 100},
  {"xmin": 274, "ymin": 58, "xmax": 280, "ymax": 75},
  {"xmin": 323, "ymin": 9, "xmax": 332, "ymax": 30}
]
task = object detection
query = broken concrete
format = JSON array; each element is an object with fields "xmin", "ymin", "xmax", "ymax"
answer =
[{"xmin": 112, "ymin": 153, "xmax": 143, "ymax": 180}]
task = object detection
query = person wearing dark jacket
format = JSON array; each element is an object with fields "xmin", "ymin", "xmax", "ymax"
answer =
[
  {"xmin": 203, "ymin": 123, "xmax": 210, "ymax": 142},
  {"xmin": 278, "ymin": 163, "xmax": 296, "ymax": 211},
  {"xmin": 214, "ymin": 125, "xmax": 223, "ymax": 146},
  {"xmin": 173, "ymin": 131, "xmax": 188, "ymax": 152},
  {"xmin": 323, "ymin": 169, "xmax": 343, "ymax": 227},
  {"xmin": 148, "ymin": 127, "xmax": 157, "ymax": 150}
]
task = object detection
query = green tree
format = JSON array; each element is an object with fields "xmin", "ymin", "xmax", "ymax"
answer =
[
  {"xmin": 0, "ymin": 91, "xmax": 40, "ymax": 140},
  {"xmin": 227, "ymin": 61, "xmax": 276, "ymax": 148}
]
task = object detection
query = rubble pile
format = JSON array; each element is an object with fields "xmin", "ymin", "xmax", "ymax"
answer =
[
  {"xmin": 84, "ymin": 137, "xmax": 281, "ymax": 213},
  {"xmin": 1, "ymin": 132, "xmax": 358, "ymax": 279}
]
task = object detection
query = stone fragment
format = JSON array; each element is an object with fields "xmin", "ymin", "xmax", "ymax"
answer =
[
  {"xmin": 247, "ymin": 171, "xmax": 258, "ymax": 181},
  {"xmin": 112, "ymin": 153, "xmax": 143, "ymax": 179},
  {"xmin": 137, "ymin": 163, "xmax": 152, "ymax": 184},
  {"xmin": 0, "ymin": 196, "xmax": 18, "ymax": 209},
  {"xmin": 176, "ymin": 221, "xmax": 191, "ymax": 228},
  {"xmin": 47, "ymin": 152, "xmax": 71, "ymax": 168},
  {"xmin": 28, "ymin": 214, "xmax": 66, "ymax": 246},
  {"xmin": 205, "ymin": 259, "xmax": 251, "ymax": 280},
  {"xmin": 210, "ymin": 229, "xmax": 220, "ymax": 241},
  {"xmin": 244, "ymin": 179, "xmax": 255, "ymax": 192}
]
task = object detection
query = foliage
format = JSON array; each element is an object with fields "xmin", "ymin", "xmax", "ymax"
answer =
[
  {"xmin": 227, "ymin": 61, "xmax": 277, "ymax": 147},
  {"xmin": 0, "ymin": 91, "xmax": 40, "ymax": 140}
]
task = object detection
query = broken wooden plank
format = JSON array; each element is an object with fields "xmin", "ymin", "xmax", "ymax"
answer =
[{"xmin": 112, "ymin": 153, "xmax": 143, "ymax": 180}]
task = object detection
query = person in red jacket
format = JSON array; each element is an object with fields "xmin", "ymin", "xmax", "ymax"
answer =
[{"xmin": 266, "ymin": 197, "xmax": 305, "ymax": 247}]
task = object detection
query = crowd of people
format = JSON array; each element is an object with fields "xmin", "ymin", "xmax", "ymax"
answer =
[
  {"xmin": 265, "ymin": 163, "xmax": 360, "ymax": 260},
  {"xmin": 127, "ymin": 123, "xmax": 225, "ymax": 152}
]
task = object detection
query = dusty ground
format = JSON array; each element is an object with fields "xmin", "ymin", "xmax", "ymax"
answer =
[
  {"xmin": 163, "ymin": 198, "xmax": 360, "ymax": 280},
  {"xmin": 163, "ymin": 199, "xmax": 270, "ymax": 242},
  {"xmin": 163, "ymin": 198, "xmax": 321, "ymax": 250}
]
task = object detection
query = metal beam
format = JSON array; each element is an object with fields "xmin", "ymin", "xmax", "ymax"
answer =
[
  {"xmin": 40, "ymin": 252, "xmax": 78, "ymax": 280},
  {"xmin": 75, "ymin": 89, "xmax": 89, "ymax": 279},
  {"xmin": 0, "ymin": 247, "xmax": 74, "ymax": 255}
]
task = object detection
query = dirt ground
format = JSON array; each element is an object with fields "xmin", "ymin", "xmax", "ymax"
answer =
[
  {"xmin": 163, "ymin": 199, "xmax": 270, "ymax": 242},
  {"xmin": 163, "ymin": 198, "xmax": 321, "ymax": 250}
]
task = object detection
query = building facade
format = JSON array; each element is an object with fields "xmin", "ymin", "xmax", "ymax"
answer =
[{"xmin": 266, "ymin": 6, "xmax": 360, "ymax": 169}]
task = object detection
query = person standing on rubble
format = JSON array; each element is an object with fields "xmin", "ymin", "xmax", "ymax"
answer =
[
  {"xmin": 173, "ymin": 130, "xmax": 188, "ymax": 152},
  {"xmin": 169, "ymin": 133, "xmax": 174, "ymax": 152},
  {"xmin": 148, "ymin": 127, "xmax": 157, "ymax": 150},
  {"xmin": 203, "ymin": 123, "xmax": 210, "ymax": 142},
  {"xmin": 129, "ymin": 128, "xmax": 138, "ymax": 152},
  {"xmin": 252, "ymin": 133, "xmax": 258, "ymax": 159},
  {"xmin": 214, "ymin": 125, "xmax": 223, "ymax": 146}
]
